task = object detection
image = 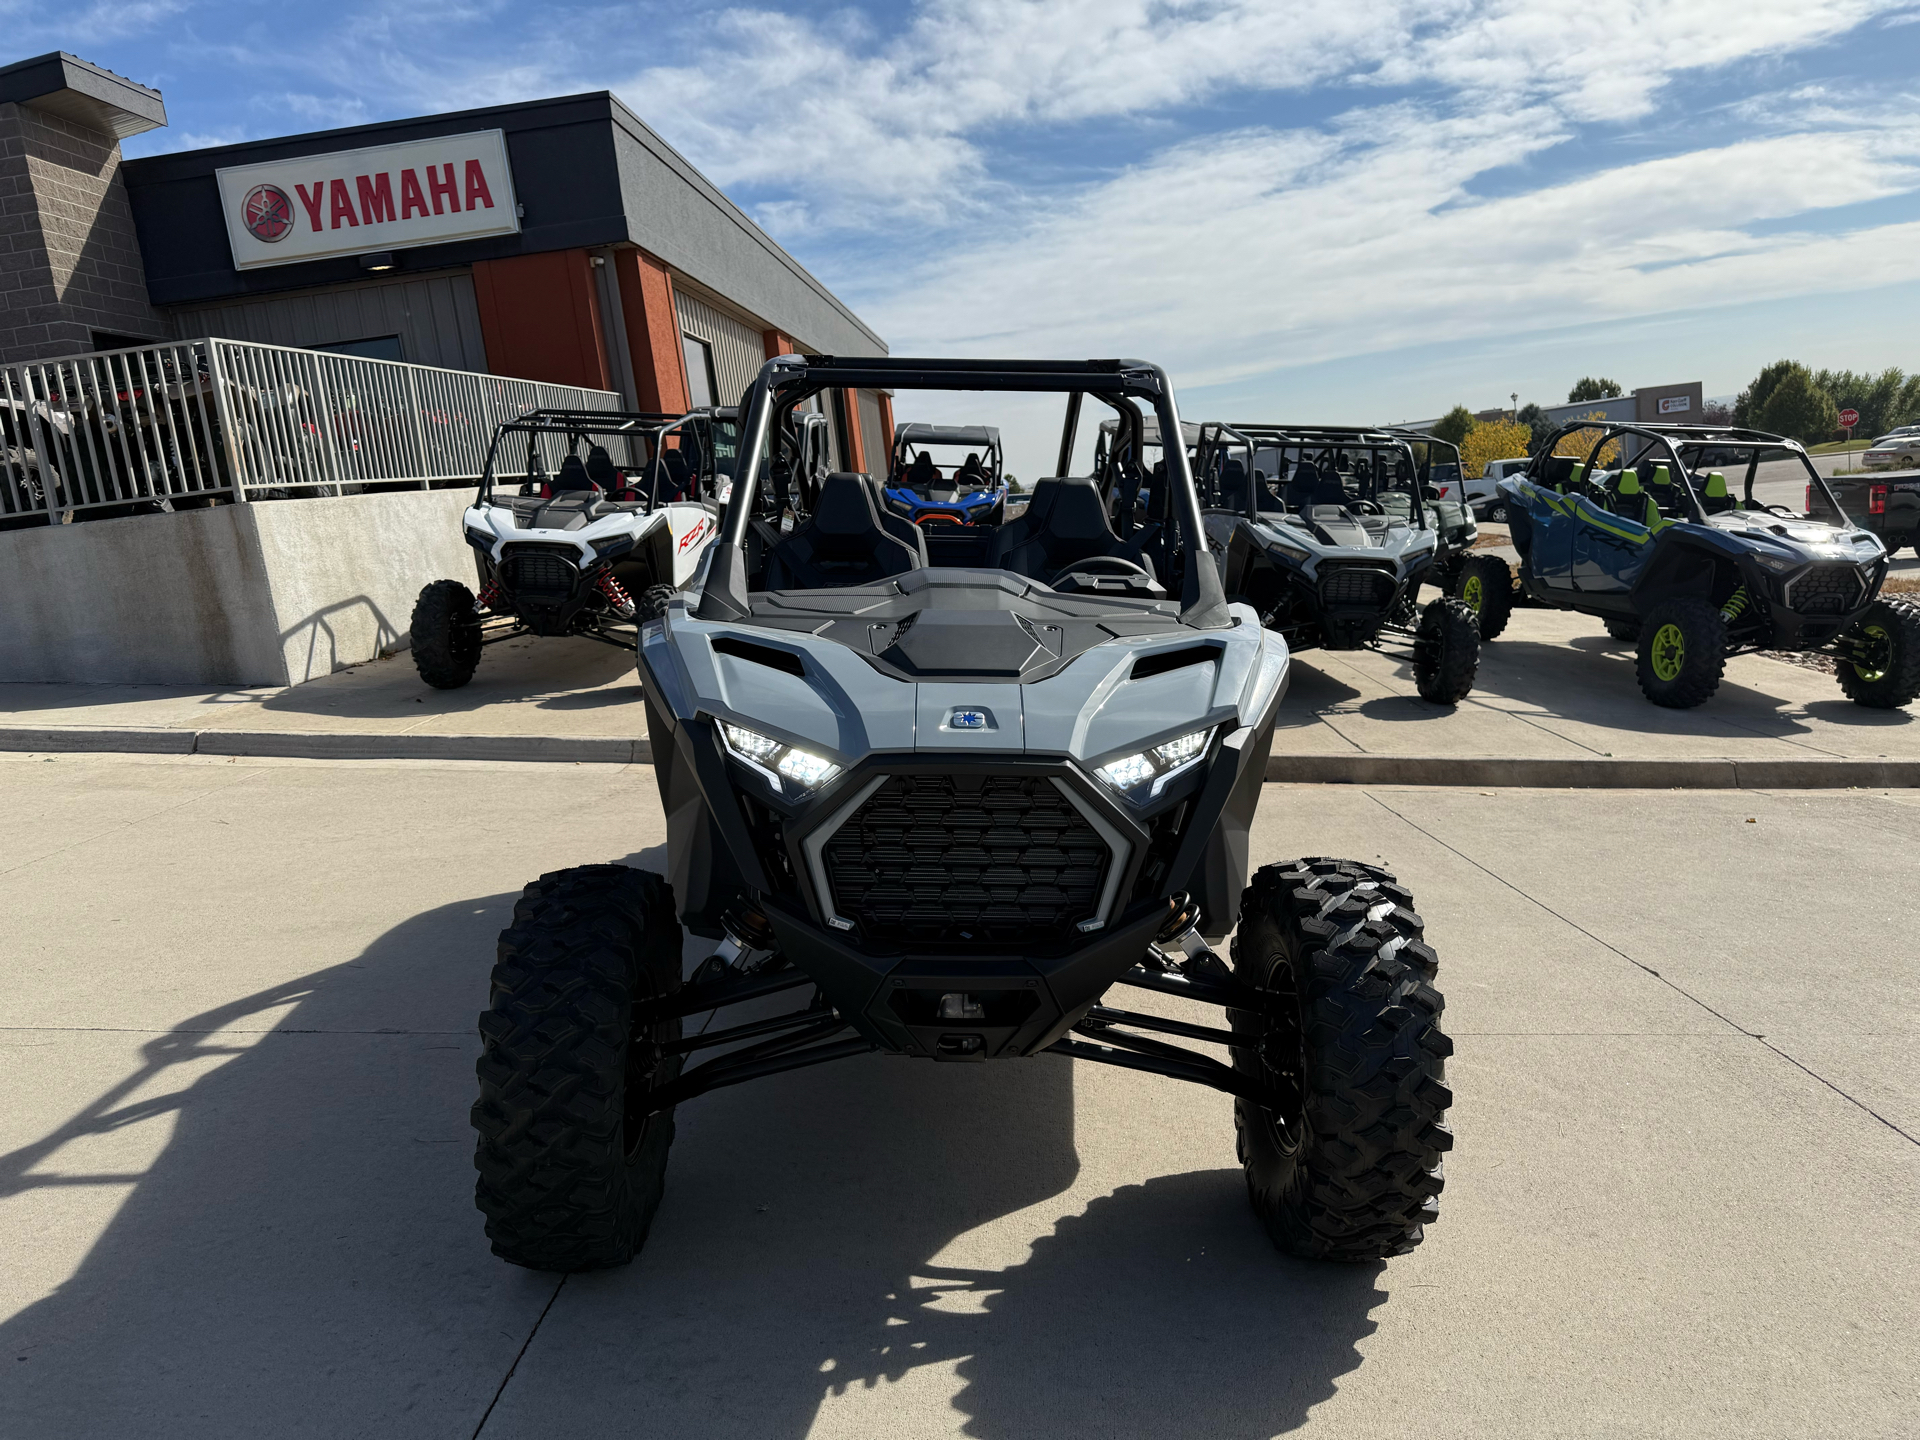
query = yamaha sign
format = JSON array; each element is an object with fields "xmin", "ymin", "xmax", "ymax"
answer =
[{"xmin": 215, "ymin": 130, "xmax": 521, "ymax": 270}]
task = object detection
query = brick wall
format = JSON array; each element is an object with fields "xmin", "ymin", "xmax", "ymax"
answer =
[{"xmin": 0, "ymin": 101, "xmax": 167, "ymax": 362}]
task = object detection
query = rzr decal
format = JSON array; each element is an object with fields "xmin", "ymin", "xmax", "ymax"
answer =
[{"xmin": 677, "ymin": 517, "xmax": 712, "ymax": 553}]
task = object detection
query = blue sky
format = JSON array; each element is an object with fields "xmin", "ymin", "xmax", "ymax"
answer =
[{"xmin": 19, "ymin": 0, "xmax": 1918, "ymax": 471}]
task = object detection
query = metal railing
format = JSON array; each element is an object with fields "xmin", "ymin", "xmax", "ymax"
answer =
[{"xmin": 0, "ymin": 337, "xmax": 622, "ymax": 524}]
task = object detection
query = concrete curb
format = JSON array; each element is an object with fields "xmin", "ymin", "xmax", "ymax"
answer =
[
  {"xmin": 1, "ymin": 725, "xmax": 1913, "ymax": 787},
  {"xmin": 0, "ymin": 726, "xmax": 650, "ymax": 765},
  {"xmin": 1262, "ymin": 753, "xmax": 1919, "ymax": 788}
]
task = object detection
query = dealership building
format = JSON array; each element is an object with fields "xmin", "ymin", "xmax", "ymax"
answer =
[{"xmin": 0, "ymin": 50, "xmax": 893, "ymax": 465}]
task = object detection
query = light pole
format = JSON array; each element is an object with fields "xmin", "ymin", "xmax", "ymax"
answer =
[{"xmin": 1510, "ymin": 392, "xmax": 1518, "ymax": 423}]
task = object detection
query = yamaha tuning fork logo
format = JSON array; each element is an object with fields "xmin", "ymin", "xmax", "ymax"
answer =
[{"xmin": 242, "ymin": 184, "xmax": 294, "ymax": 242}]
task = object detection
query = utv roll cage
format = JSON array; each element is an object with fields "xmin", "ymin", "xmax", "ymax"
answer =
[
  {"xmin": 1527, "ymin": 422, "xmax": 1846, "ymax": 525},
  {"xmin": 1383, "ymin": 426, "xmax": 1464, "ymax": 491},
  {"xmin": 890, "ymin": 423, "xmax": 1004, "ymax": 484},
  {"xmin": 477, "ymin": 408, "xmax": 736, "ymax": 510},
  {"xmin": 1223, "ymin": 423, "xmax": 1433, "ymax": 530},
  {"xmin": 697, "ymin": 355, "xmax": 1231, "ymax": 627}
]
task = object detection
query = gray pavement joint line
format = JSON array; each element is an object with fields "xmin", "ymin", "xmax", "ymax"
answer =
[
  {"xmin": 475, "ymin": 1274, "xmax": 568, "ymax": 1439},
  {"xmin": 0, "ymin": 764, "xmax": 265, "ymax": 880},
  {"xmin": 1362, "ymin": 789, "xmax": 1921, "ymax": 1147},
  {"xmin": 1476, "ymin": 706, "xmax": 1609, "ymax": 757}
]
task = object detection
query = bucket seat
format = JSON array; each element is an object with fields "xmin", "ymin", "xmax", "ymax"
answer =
[
  {"xmin": 990, "ymin": 477, "xmax": 1148, "ymax": 583},
  {"xmin": 762, "ymin": 472, "xmax": 926, "ymax": 590}
]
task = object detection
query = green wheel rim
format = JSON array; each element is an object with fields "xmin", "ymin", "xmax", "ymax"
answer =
[
  {"xmin": 1854, "ymin": 622, "xmax": 1890, "ymax": 683},
  {"xmin": 1650, "ymin": 623, "xmax": 1685, "ymax": 682},
  {"xmin": 1461, "ymin": 574, "xmax": 1484, "ymax": 611}
]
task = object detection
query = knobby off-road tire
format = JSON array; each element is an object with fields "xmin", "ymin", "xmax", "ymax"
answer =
[
  {"xmin": 1604, "ymin": 617, "xmax": 1641, "ymax": 643},
  {"xmin": 1635, "ymin": 597, "xmax": 1727, "ymax": 709},
  {"xmin": 1429, "ymin": 553, "xmax": 1465, "ymax": 595},
  {"xmin": 473, "ymin": 865, "xmax": 684, "ymax": 1271},
  {"xmin": 636, "ymin": 584, "xmax": 676, "ymax": 622},
  {"xmin": 1229, "ymin": 858, "xmax": 1453, "ymax": 1260},
  {"xmin": 1452, "ymin": 554, "xmax": 1514, "ymax": 641},
  {"xmin": 410, "ymin": 579, "xmax": 482, "ymax": 689},
  {"xmin": 1412, "ymin": 597, "xmax": 1480, "ymax": 704},
  {"xmin": 1836, "ymin": 597, "xmax": 1920, "ymax": 709}
]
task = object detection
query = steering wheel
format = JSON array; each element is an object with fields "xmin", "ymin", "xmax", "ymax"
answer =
[
  {"xmin": 1762, "ymin": 503, "xmax": 1798, "ymax": 518},
  {"xmin": 1351, "ymin": 499, "xmax": 1385, "ymax": 515}
]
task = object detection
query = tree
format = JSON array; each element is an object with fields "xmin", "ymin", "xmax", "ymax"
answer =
[
  {"xmin": 1756, "ymin": 368, "xmax": 1838, "ymax": 444},
  {"xmin": 1460, "ymin": 420, "xmax": 1532, "ymax": 479},
  {"xmin": 1733, "ymin": 359, "xmax": 1802, "ymax": 429},
  {"xmin": 1515, "ymin": 402, "xmax": 1547, "ymax": 452},
  {"xmin": 1567, "ymin": 377, "xmax": 1623, "ymax": 403},
  {"xmin": 1552, "ymin": 412, "xmax": 1620, "ymax": 467},
  {"xmin": 1812, "ymin": 365, "xmax": 1917, "ymax": 441},
  {"xmin": 1431, "ymin": 405, "xmax": 1476, "ymax": 448}
]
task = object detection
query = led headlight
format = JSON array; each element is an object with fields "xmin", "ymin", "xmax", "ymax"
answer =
[
  {"xmin": 718, "ymin": 721, "xmax": 841, "ymax": 791},
  {"xmin": 1097, "ymin": 726, "xmax": 1215, "ymax": 798},
  {"xmin": 1748, "ymin": 551, "xmax": 1801, "ymax": 575}
]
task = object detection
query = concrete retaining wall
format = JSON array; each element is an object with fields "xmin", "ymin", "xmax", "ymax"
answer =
[{"xmin": 0, "ymin": 489, "xmax": 475, "ymax": 686}]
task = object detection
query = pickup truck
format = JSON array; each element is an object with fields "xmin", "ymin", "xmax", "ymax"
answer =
[{"xmin": 1814, "ymin": 469, "xmax": 1918, "ymax": 556}]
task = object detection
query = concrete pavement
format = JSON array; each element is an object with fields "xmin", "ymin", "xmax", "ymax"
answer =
[{"xmin": 0, "ymin": 750, "xmax": 1913, "ymax": 1437}]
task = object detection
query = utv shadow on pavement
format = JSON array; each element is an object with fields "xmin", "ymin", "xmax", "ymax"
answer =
[{"xmin": 0, "ymin": 875, "xmax": 1381, "ymax": 1439}]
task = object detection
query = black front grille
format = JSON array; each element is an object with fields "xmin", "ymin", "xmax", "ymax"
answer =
[
  {"xmin": 503, "ymin": 546, "xmax": 578, "ymax": 599},
  {"xmin": 1320, "ymin": 564, "xmax": 1394, "ymax": 607},
  {"xmin": 1787, "ymin": 565, "xmax": 1863, "ymax": 617},
  {"xmin": 822, "ymin": 774, "xmax": 1111, "ymax": 948}
]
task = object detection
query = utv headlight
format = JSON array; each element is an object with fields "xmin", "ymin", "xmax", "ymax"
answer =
[
  {"xmin": 1749, "ymin": 551, "xmax": 1801, "ymax": 575},
  {"xmin": 719, "ymin": 721, "xmax": 841, "ymax": 790},
  {"xmin": 1097, "ymin": 726, "xmax": 1215, "ymax": 798},
  {"xmin": 591, "ymin": 534, "xmax": 636, "ymax": 562},
  {"xmin": 463, "ymin": 524, "xmax": 493, "ymax": 550}
]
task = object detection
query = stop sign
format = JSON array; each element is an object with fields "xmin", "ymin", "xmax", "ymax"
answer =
[{"xmin": 1839, "ymin": 407, "xmax": 1860, "ymax": 427}]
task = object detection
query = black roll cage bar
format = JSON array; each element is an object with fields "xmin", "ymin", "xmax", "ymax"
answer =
[
  {"xmin": 1224, "ymin": 423, "xmax": 1432, "ymax": 531},
  {"xmin": 697, "ymin": 355, "xmax": 1229, "ymax": 626},
  {"xmin": 1528, "ymin": 421, "xmax": 1843, "ymax": 526},
  {"xmin": 475, "ymin": 407, "xmax": 736, "ymax": 510}
]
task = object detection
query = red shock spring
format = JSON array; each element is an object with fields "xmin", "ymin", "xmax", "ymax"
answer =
[
  {"xmin": 476, "ymin": 579, "xmax": 502, "ymax": 610},
  {"xmin": 596, "ymin": 572, "xmax": 635, "ymax": 614}
]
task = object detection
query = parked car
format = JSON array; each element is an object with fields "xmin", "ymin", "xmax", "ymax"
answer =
[
  {"xmin": 1861, "ymin": 426, "xmax": 1918, "ymax": 473},
  {"xmin": 1464, "ymin": 456, "xmax": 1533, "ymax": 521},
  {"xmin": 1816, "ymin": 468, "xmax": 1918, "ymax": 556},
  {"xmin": 1493, "ymin": 422, "xmax": 1915, "ymax": 709}
]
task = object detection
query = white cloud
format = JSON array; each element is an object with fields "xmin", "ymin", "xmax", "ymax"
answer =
[{"xmin": 615, "ymin": 0, "xmax": 1903, "ymax": 225}]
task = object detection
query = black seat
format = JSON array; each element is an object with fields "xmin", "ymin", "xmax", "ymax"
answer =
[
  {"xmin": 860, "ymin": 475, "xmax": 930, "ymax": 561},
  {"xmin": 651, "ymin": 448, "xmax": 694, "ymax": 502},
  {"xmin": 990, "ymin": 477, "xmax": 1147, "ymax": 582},
  {"xmin": 762, "ymin": 472, "xmax": 924, "ymax": 591},
  {"xmin": 584, "ymin": 445, "xmax": 618, "ymax": 490},
  {"xmin": 1216, "ymin": 458, "xmax": 1252, "ymax": 512},
  {"xmin": 554, "ymin": 455, "xmax": 596, "ymax": 492},
  {"xmin": 1252, "ymin": 467, "xmax": 1284, "ymax": 513},
  {"xmin": 955, "ymin": 453, "xmax": 987, "ymax": 488},
  {"xmin": 1283, "ymin": 461, "xmax": 1322, "ymax": 511},
  {"xmin": 902, "ymin": 452, "xmax": 940, "ymax": 497}
]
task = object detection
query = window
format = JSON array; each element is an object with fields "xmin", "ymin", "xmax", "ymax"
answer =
[{"xmin": 682, "ymin": 333, "xmax": 716, "ymax": 409}]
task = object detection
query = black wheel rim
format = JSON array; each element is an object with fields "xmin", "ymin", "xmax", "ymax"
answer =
[{"xmin": 1255, "ymin": 950, "xmax": 1309, "ymax": 1155}]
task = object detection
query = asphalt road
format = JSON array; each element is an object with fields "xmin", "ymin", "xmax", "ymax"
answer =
[{"xmin": 2, "ymin": 752, "xmax": 1915, "ymax": 1438}]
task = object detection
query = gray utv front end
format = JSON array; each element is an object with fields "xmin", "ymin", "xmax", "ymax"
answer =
[{"xmin": 640, "ymin": 569, "xmax": 1287, "ymax": 1059}]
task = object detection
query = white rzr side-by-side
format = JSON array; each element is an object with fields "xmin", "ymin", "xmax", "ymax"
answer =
[
  {"xmin": 468, "ymin": 358, "xmax": 1454, "ymax": 1277},
  {"xmin": 409, "ymin": 408, "xmax": 731, "ymax": 689}
]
